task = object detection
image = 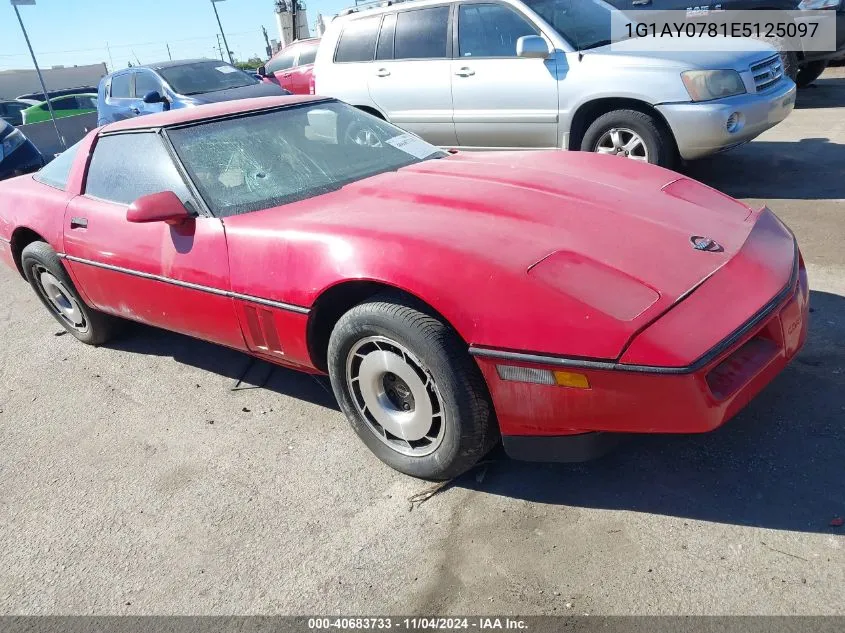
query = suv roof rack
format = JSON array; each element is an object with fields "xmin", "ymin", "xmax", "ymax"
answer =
[{"xmin": 338, "ymin": 0, "xmax": 413, "ymax": 17}]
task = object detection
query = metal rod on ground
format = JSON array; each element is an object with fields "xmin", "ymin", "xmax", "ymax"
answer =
[
  {"xmin": 12, "ymin": 1, "xmax": 66, "ymax": 151},
  {"xmin": 210, "ymin": 0, "xmax": 235, "ymax": 65}
]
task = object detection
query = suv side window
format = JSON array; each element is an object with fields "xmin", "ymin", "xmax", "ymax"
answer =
[
  {"xmin": 85, "ymin": 133, "xmax": 192, "ymax": 206},
  {"xmin": 334, "ymin": 16, "xmax": 381, "ymax": 62},
  {"xmin": 376, "ymin": 13, "xmax": 397, "ymax": 60},
  {"xmin": 267, "ymin": 50, "xmax": 296, "ymax": 74},
  {"xmin": 458, "ymin": 3, "xmax": 539, "ymax": 57},
  {"xmin": 394, "ymin": 7, "xmax": 450, "ymax": 60},
  {"xmin": 110, "ymin": 74, "xmax": 131, "ymax": 98},
  {"xmin": 135, "ymin": 71, "xmax": 161, "ymax": 97}
]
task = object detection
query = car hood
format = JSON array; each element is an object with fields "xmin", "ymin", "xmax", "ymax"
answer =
[
  {"xmin": 188, "ymin": 81, "xmax": 289, "ymax": 104},
  {"xmin": 589, "ymin": 35, "xmax": 777, "ymax": 71},
  {"xmin": 332, "ymin": 151, "xmax": 754, "ymax": 307}
]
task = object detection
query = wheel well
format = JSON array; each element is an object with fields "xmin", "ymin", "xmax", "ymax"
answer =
[
  {"xmin": 306, "ymin": 280, "xmax": 457, "ymax": 372},
  {"xmin": 354, "ymin": 105, "xmax": 386, "ymax": 120},
  {"xmin": 10, "ymin": 227, "xmax": 46, "ymax": 278},
  {"xmin": 568, "ymin": 98, "xmax": 676, "ymax": 151}
]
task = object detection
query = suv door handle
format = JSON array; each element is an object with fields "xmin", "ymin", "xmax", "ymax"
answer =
[
  {"xmin": 130, "ymin": 107, "xmax": 141, "ymax": 115},
  {"xmin": 70, "ymin": 217, "xmax": 88, "ymax": 229},
  {"xmin": 632, "ymin": 0, "xmax": 651, "ymax": 5},
  {"xmin": 375, "ymin": 68, "xmax": 391, "ymax": 77},
  {"xmin": 454, "ymin": 67, "xmax": 475, "ymax": 77}
]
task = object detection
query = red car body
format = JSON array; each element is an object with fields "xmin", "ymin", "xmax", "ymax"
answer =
[
  {"xmin": 0, "ymin": 96, "xmax": 808, "ymax": 462},
  {"xmin": 262, "ymin": 38, "xmax": 320, "ymax": 95}
]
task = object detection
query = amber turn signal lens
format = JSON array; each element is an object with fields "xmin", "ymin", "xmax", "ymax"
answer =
[{"xmin": 553, "ymin": 371, "xmax": 590, "ymax": 389}]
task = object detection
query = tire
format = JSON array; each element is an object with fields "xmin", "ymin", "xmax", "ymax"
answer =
[
  {"xmin": 796, "ymin": 60, "xmax": 828, "ymax": 89},
  {"xmin": 327, "ymin": 295, "xmax": 496, "ymax": 480},
  {"xmin": 21, "ymin": 241, "xmax": 121, "ymax": 345},
  {"xmin": 580, "ymin": 109, "xmax": 676, "ymax": 169}
]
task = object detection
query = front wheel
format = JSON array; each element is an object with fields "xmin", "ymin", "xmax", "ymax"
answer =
[
  {"xmin": 327, "ymin": 296, "xmax": 496, "ymax": 480},
  {"xmin": 796, "ymin": 60, "xmax": 828, "ymax": 88},
  {"xmin": 580, "ymin": 109, "xmax": 676, "ymax": 169}
]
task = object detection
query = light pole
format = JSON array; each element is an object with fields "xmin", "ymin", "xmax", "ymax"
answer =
[
  {"xmin": 210, "ymin": 0, "xmax": 235, "ymax": 65},
  {"xmin": 10, "ymin": 0, "xmax": 65, "ymax": 150}
]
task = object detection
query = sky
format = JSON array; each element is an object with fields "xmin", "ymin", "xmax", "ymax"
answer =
[{"xmin": 0, "ymin": 0, "xmax": 350, "ymax": 72}]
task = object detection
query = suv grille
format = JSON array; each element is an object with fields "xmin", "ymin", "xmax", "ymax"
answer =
[{"xmin": 751, "ymin": 55, "xmax": 784, "ymax": 92}]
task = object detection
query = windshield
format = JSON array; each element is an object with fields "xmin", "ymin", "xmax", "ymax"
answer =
[
  {"xmin": 523, "ymin": 0, "xmax": 627, "ymax": 50},
  {"xmin": 166, "ymin": 100, "xmax": 447, "ymax": 217},
  {"xmin": 158, "ymin": 61, "xmax": 259, "ymax": 96}
]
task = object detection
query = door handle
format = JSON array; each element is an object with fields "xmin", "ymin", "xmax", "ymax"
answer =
[
  {"xmin": 454, "ymin": 67, "xmax": 475, "ymax": 77},
  {"xmin": 130, "ymin": 107, "xmax": 141, "ymax": 115},
  {"xmin": 70, "ymin": 217, "xmax": 88, "ymax": 229},
  {"xmin": 632, "ymin": 0, "xmax": 651, "ymax": 5},
  {"xmin": 375, "ymin": 68, "xmax": 391, "ymax": 77},
  {"xmin": 281, "ymin": 72, "xmax": 292, "ymax": 77}
]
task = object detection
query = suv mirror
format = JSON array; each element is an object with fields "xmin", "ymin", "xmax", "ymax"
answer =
[
  {"xmin": 257, "ymin": 65, "xmax": 267, "ymax": 77},
  {"xmin": 142, "ymin": 90, "xmax": 164, "ymax": 104},
  {"xmin": 127, "ymin": 191, "xmax": 191, "ymax": 226},
  {"xmin": 516, "ymin": 35, "xmax": 550, "ymax": 59}
]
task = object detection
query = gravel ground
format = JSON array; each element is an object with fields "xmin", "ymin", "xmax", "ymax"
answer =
[{"xmin": 1, "ymin": 68, "xmax": 844, "ymax": 616}]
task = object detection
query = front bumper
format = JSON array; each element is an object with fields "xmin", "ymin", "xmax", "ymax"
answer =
[
  {"xmin": 474, "ymin": 239, "xmax": 809, "ymax": 463},
  {"xmin": 657, "ymin": 79, "xmax": 796, "ymax": 161}
]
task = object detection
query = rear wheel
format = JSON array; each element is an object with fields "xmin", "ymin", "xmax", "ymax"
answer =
[
  {"xmin": 21, "ymin": 241, "xmax": 121, "ymax": 345},
  {"xmin": 581, "ymin": 109, "xmax": 676, "ymax": 169},
  {"xmin": 796, "ymin": 60, "xmax": 828, "ymax": 88},
  {"xmin": 327, "ymin": 296, "xmax": 496, "ymax": 480}
]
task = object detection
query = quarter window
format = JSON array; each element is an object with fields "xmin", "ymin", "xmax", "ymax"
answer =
[
  {"xmin": 267, "ymin": 50, "xmax": 296, "ymax": 74},
  {"xmin": 297, "ymin": 43, "xmax": 319, "ymax": 65},
  {"xmin": 334, "ymin": 16, "xmax": 381, "ymax": 62},
  {"xmin": 110, "ymin": 74, "xmax": 131, "ymax": 98},
  {"xmin": 394, "ymin": 7, "xmax": 450, "ymax": 60},
  {"xmin": 33, "ymin": 140, "xmax": 83, "ymax": 191},
  {"xmin": 85, "ymin": 133, "xmax": 192, "ymax": 206},
  {"xmin": 458, "ymin": 3, "xmax": 539, "ymax": 57}
]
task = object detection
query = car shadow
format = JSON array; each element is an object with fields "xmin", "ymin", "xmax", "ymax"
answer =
[
  {"xmin": 685, "ymin": 136, "xmax": 845, "ymax": 200},
  {"xmin": 455, "ymin": 289, "xmax": 845, "ymax": 535},
  {"xmin": 794, "ymin": 75, "xmax": 845, "ymax": 110},
  {"xmin": 107, "ymin": 324, "xmax": 339, "ymax": 411}
]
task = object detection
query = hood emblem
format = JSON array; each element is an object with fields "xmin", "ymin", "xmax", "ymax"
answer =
[{"xmin": 690, "ymin": 236, "xmax": 723, "ymax": 253}]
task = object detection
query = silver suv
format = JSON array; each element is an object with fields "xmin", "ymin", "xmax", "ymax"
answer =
[{"xmin": 314, "ymin": 0, "xmax": 797, "ymax": 167}]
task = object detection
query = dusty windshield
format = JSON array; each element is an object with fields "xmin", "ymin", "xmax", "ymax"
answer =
[
  {"xmin": 166, "ymin": 100, "xmax": 447, "ymax": 217},
  {"xmin": 523, "ymin": 0, "xmax": 629, "ymax": 50},
  {"xmin": 158, "ymin": 61, "xmax": 259, "ymax": 95}
]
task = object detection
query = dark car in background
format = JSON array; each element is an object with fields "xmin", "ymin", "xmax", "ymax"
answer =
[
  {"xmin": 0, "ymin": 101, "xmax": 30, "ymax": 127},
  {"xmin": 0, "ymin": 120, "xmax": 43, "ymax": 181},
  {"xmin": 606, "ymin": 0, "xmax": 845, "ymax": 87},
  {"xmin": 16, "ymin": 86, "xmax": 99, "ymax": 103},
  {"xmin": 258, "ymin": 38, "xmax": 320, "ymax": 94},
  {"xmin": 96, "ymin": 58, "xmax": 290, "ymax": 125}
]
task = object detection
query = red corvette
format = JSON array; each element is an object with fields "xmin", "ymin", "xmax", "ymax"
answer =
[{"xmin": 0, "ymin": 96, "xmax": 808, "ymax": 480}]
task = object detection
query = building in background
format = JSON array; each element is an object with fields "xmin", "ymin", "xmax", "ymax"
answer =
[
  {"xmin": 0, "ymin": 63, "xmax": 108, "ymax": 100},
  {"xmin": 314, "ymin": 13, "xmax": 326, "ymax": 37},
  {"xmin": 274, "ymin": 0, "xmax": 310, "ymax": 48}
]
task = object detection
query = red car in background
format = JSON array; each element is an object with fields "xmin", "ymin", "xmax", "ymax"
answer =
[
  {"xmin": 0, "ymin": 97, "xmax": 809, "ymax": 480},
  {"xmin": 258, "ymin": 38, "xmax": 320, "ymax": 94}
]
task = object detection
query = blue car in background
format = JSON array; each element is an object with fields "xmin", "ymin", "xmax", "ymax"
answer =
[
  {"xmin": 97, "ymin": 58, "xmax": 289, "ymax": 125},
  {"xmin": 0, "ymin": 120, "xmax": 43, "ymax": 181}
]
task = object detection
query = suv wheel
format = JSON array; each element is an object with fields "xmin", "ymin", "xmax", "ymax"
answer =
[
  {"xmin": 796, "ymin": 60, "xmax": 828, "ymax": 88},
  {"xmin": 581, "ymin": 109, "xmax": 676, "ymax": 169}
]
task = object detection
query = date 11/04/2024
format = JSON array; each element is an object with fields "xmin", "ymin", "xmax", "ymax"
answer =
[{"xmin": 307, "ymin": 617, "xmax": 529, "ymax": 630}]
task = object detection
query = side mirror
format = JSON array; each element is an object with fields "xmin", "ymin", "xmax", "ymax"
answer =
[
  {"xmin": 127, "ymin": 191, "xmax": 191, "ymax": 226},
  {"xmin": 257, "ymin": 65, "xmax": 267, "ymax": 77},
  {"xmin": 516, "ymin": 35, "xmax": 550, "ymax": 59},
  {"xmin": 142, "ymin": 90, "xmax": 164, "ymax": 104}
]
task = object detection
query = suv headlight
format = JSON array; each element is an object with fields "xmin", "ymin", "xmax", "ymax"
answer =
[
  {"xmin": 797, "ymin": 0, "xmax": 840, "ymax": 9},
  {"xmin": 0, "ymin": 128, "xmax": 27, "ymax": 161},
  {"xmin": 682, "ymin": 70, "xmax": 747, "ymax": 102}
]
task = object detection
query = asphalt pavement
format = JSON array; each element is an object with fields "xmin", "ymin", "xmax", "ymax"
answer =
[{"xmin": 1, "ymin": 68, "xmax": 844, "ymax": 616}]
